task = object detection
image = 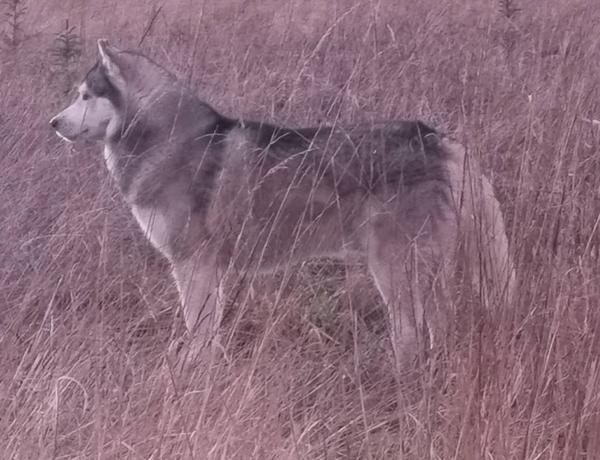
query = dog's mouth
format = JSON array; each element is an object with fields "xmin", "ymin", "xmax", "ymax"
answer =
[
  {"xmin": 54, "ymin": 131, "xmax": 76, "ymax": 143},
  {"xmin": 54, "ymin": 128, "xmax": 89, "ymax": 143}
]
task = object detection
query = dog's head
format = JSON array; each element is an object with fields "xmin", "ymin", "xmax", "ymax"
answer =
[
  {"xmin": 49, "ymin": 40, "xmax": 126, "ymax": 143},
  {"xmin": 50, "ymin": 39, "xmax": 205, "ymax": 145}
]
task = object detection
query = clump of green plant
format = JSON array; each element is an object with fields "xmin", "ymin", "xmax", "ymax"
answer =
[
  {"xmin": 496, "ymin": 0, "xmax": 521, "ymax": 69},
  {"xmin": 498, "ymin": 0, "xmax": 520, "ymax": 19},
  {"xmin": 50, "ymin": 20, "xmax": 82, "ymax": 95},
  {"xmin": 2, "ymin": 0, "xmax": 27, "ymax": 48}
]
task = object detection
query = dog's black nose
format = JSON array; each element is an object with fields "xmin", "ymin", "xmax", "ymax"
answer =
[{"xmin": 50, "ymin": 118, "xmax": 58, "ymax": 129}]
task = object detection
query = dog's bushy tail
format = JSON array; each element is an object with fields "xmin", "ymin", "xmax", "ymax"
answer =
[
  {"xmin": 445, "ymin": 139, "xmax": 516, "ymax": 306},
  {"xmin": 470, "ymin": 171, "xmax": 516, "ymax": 305}
]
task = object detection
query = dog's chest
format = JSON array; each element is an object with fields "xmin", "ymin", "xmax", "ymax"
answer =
[
  {"xmin": 131, "ymin": 206, "xmax": 171, "ymax": 255},
  {"xmin": 103, "ymin": 145, "xmax": 118, "ymax": 176}
]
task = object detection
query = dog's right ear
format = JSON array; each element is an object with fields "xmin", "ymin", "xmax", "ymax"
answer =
[{"xmin": 97, "ymin": 39, "xmax": 121, "ymax": 78}]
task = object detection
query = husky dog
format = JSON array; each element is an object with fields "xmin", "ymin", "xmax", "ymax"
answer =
[{"xmin": 50, "ymin": 40, "xmax": 514, "ymax": 366}]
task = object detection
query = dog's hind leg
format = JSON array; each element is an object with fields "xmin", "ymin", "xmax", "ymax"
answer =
[
  {"xmin": 366, "ymin": 238, "xmax": 428, "ymax": 369},
  {"xmin": 363, "ymin": 206, "xmax": 455, "ymax": 372}
]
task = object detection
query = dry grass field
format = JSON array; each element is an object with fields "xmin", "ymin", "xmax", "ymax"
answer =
[{"xmin": 1, "ymin": 0, "xmax": 600, "ymax": 458}]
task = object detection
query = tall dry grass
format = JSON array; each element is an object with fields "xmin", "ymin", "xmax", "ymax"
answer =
[{"xmin": 1, "ymin": 0, "xmax": 600, "ymax": 458}]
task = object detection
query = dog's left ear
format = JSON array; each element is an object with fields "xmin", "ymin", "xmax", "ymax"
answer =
[{"xmin": 97, "ymin": 39, "xmax": 121, "ymax": 77}]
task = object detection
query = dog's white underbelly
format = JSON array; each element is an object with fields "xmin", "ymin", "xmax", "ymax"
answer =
[{"xmin": 131, "ymin": 206, "xmax": 171, "ymax": 254}]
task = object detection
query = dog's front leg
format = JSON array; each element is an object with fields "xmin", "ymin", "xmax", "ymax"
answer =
[{"xmin": 171, "ymin": 256, "xmax": 224, "ymax": 363}]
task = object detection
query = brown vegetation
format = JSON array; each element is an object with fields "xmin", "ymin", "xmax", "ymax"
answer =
[{"xmin": 1, "ymin": 0, "xmax": 599, "ymax": 457}]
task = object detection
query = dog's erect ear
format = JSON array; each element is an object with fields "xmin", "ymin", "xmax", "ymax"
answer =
[{"xmin": 97, "ymin": 39, "xmax": 121, "ymax": 77}]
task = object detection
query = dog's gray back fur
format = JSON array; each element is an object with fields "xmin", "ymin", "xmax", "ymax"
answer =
[{"xmin": 77, "ymin": 43, "xmax": 515, "ymax": 367}]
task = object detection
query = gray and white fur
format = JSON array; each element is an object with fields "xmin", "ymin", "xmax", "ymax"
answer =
[{"xmin": 50, "ymin": 39, "xmax": 515, "ymax": 367}]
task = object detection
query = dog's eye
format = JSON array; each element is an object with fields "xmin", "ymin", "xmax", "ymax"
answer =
[{"xmin": 82, "ymin": 93, "xmax": 90, "ymax": 101}]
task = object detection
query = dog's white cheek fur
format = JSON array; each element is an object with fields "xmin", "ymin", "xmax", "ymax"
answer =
[
  {"xmin": 55, "ymin": 97, "xmax": 116, "ymax": 140},
  {"xmin": 54, "ymin": 99, "xmax": 87, "ymax": 138},
  {"xmin": 82, "ymin": 98, "xmax": 116, "ymax": 139}
]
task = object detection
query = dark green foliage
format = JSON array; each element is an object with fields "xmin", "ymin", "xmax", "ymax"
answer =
[
  {"xmin": 50, "ymin": 20, "xmax": 82, "ymax": 94},
  {"xmin": 51, "ymin": 19, "xmax": 82, "ymax": 70},
  {"xmin": 498, "ymin": 0, "xmax": 520, "ymax": 19},
  {"xmin": 2, "ymin": 0, "xmax": 27, "ymax": 47}
]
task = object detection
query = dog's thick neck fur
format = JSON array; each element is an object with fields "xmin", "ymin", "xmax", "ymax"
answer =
[{"xmin": 104, "ymin": 85, "xmax": 236, "ymax": 205}]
